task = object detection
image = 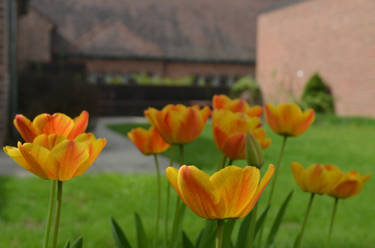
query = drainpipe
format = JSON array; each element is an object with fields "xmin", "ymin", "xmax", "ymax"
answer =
[{"xmin": 8, "ymin": 0, "xmax": 18, "ymax": 140}]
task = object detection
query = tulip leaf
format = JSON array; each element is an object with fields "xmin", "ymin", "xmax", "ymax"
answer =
[
  {"xmin": 222, "ymin": 219, "xmax": 236, "ymax": 248},
  {"xmin": 134, "ymin": 213, "xmax": 148, "ymax": 248},
  {"xmin": 182, "ymin": 232, "xmax": 194, "ymax": 248},
  {"xmin": 195, "ymin": 220, "xmax": 216, "ymax": 248},
  {"xmin": 266, "ymin": 190, "xmax": 294, "ymax": 246},
  {"xmin": 235, "ymin": 211, "xmax": 252, "ymax": 248},
  {"xmin": 110, "ymin": 217, "xmax": 132, "ymax": 248},
  {"xmin": 71, "ymin": 237, "xmax": 83, "ymax": 248},
  {"xmin": 255, "ymin": 206, "xmax": 270, "ymax": 237},
  {"xmin": 64, "ymin": 241, "xmax": 71, "ymax": 248}
]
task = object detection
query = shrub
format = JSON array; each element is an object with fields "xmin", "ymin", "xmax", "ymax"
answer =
[
  {"xmin": 301, "ymin": 73, "xmax": 335, "ymax": 113},
  {"xmin": 230, "ymin": 76, "xmax": 263, "ymax": 105}
]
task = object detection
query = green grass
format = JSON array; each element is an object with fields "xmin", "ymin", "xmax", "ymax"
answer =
[{"xmin": 1, "ymin": 116, "xmax": 375, "ymax": 247}]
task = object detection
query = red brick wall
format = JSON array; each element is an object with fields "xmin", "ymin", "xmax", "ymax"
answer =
[
  {"xmin": 257, "ymin": 0, "xmax": 375, "ymax": 117},
  {"xmin": 0, "ymin": 0, "xmax": 9, "ymax": 144},
  {"xmin": 17, "ymin": 8, "xmax": 53, "ymax": 67},
  {"xmin": 73, "ymin": 58, "xmax": 253, "ymax": 78}
]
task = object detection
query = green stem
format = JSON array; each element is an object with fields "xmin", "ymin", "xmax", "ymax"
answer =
[
  {"xmin": 43, "ymin": 180, "xmax": 57, "ymax": 248},
  {"xmin": 153, "ymin": 154, "xmax": 162, "ymax": 247},
  {"xmin": 216, "ymin": 219, "xmax": 224, "ymax": 248},
  {"xmin": 247, "ymin": 204, "xmax": 258, "ymax": 248},
  {"xmin": 294, "ymin": 193, "xmax": 315, "ymax": 248},
  {"xmin": 219, "ymin": 155, "xmax": 227, "ymax": 169},
  {"xmin": 165, "ymin": 145, "xmax": 174, "ymax": 246},
  {"xmin": 170, "ymin": 144, "xmax": 186, "ymax": 247},
  {"xmin": 267, "ymin": 136, "xmax": 288, "ymax": 205},
  {"xmin": 327, "ymin": 198, "xmax": 339, "ymax": 248},
  {"xmin": 52, "ymin": 181, "xmax": 63, "ymax": 248}
]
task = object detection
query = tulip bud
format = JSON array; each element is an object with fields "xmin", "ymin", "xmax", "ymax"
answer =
[{"xmin": 246, "ymin": 132, "xmax": 264, "ymax": 169}]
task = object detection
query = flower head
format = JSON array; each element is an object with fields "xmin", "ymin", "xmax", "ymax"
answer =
[
  {"xmin": 290, "ymin": 162, "xmax": 342, "ymax": 194},
  {"xmin": 4, "ymin": 133, "xmax": 106, "ymax": 181},
  {"xmin": 328, "ymin": 170, "xmax": 370, "ymax": 199},
  {"xmin": 265, "ymin": 103, "xmax": 314, "ymax": 137},
  {"xmin": 14, "ymin": 111, "xmax": 89, "ymax": 142},
  {"xmin": 166, "ymin": 164, "xmax": 274, "ymax": 219},
  {"xmin": 213, "ymin": 94, "xmax": 262, "ymax": 117},
  {"xmin": 212, "ymin": 110, "xmax": 271, "ymax": 160},
  {"xmin": 145, "ymin": 104, "xmax": 210, "ymax": 144},
  {"xmin": 128, "ymin": 126, "xmax": 170, "ymax": 155}
]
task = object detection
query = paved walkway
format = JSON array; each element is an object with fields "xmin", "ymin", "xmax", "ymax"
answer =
[{"xmin": 0, "ymin": 117, "xmax": 169, "ymax": 176}]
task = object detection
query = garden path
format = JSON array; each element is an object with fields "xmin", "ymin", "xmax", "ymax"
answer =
[{"xmin": 0, "ymin": 117, "xmax": 170, "ymax": 176}]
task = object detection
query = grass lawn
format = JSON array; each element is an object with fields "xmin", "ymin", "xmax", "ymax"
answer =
[{"xmin": 1, "ymin": 115, "xmax": 374, "ymax": 247}]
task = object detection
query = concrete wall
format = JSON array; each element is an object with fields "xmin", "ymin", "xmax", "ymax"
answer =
[{"xmin": 257, "ymin": 0, "xmax": 375, "ymax": 117}]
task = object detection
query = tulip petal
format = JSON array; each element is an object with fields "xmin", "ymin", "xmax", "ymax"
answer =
[
  {"xmin": 73, "ymin": 135, "xmax": 107, "ymax": 177},
  {"xmin": 166, "ymin": 166, "xmax": 185, "ymax": 201},
  {"xmin": 211, "ymin": 166, "xmax": 259, "ymax": 218},
  {"xmin": 239, "ymin": 164, "xmax": 274, "ymax": 217},
  {"xmin": 221, "ymin": 133, "xmax": 246, "ymax": 160},
  {"xmin": 33, "ymin": 134, "xmax": 66, "ymax": 150},
  {"xmin": 13, "ymin": 115, "xmax": 38, "ymax": 142},
  {"xmin": 19, "ymin": 143, "xmax": 56, "ymax": 179},
  {"xmin": 293, "ymin": 109, "xmax": 315, "ymax": 136},
  {"xmin": 4, "ymin": 144, "xmax": 31, "ymax": 172},
  {"xmin": 33, "ymin": 113, "xmax": 74, "ymax": 137},
  {"xmin": 178, "ymin": 165, "xmax": 220, "ymax": 219},
  {"xmin": 68, "ymin": 111, "xmax": 89, "ymax": 139},
  {"xmin": 290, "ymin": 162, "xmax": 307, "ymax": 191},
  {"xmin": 50, "ymin": 140, "xmax": 89, "ymax": 181}
]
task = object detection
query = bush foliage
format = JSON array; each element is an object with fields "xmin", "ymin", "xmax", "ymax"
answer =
[{"xmin": 301, "ymin": 73, "xmax": 335, "ymax": 113}]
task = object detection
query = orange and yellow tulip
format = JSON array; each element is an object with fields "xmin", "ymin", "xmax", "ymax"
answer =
[
  {"xmin": 166, "ymin": 164, "xmax": 274, "ymax": 219},
  {"xmin": 128, "ymin": 126, "xmax": 170, "ymax": 155},
  {"xmin": 328, "ymin": 170, "xmax": 370, "ymax": 199},
  {"xmin": 213, "ymin": 94, "xmax": 262, "ymax": 117},
  {"xmin": 145, "ymin": 104, "xmax": 210, "ymax": 144},
  {"xmin": 4, "ymin": 133, "xmax": 106, "ymax": 181},
  {"xmin": 212, "ymin": 110, "xmax": 271, "ymax": 160},
  {"xmin": 265, "ymin": 103, "xmax": 315, "ymax": 137},
  {"xmin": 14, "ymin": 111, "xmax": 89, "ymax": 142},
  {"xmin": 290, "ymin": 162, "xmax": 342, "ymax": 194}
]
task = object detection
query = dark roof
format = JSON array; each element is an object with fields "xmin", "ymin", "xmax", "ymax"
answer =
[{"xmin": 30, "ymin": 0, "xmax": 305, "ymax": 62}]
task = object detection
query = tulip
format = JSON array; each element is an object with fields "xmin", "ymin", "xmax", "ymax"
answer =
[
  {"xmin": 166, "ymin": 164, "xmax": 274, "ymax": 220},
  {"xmin": 128, "ymin": 126, "xmax": 170, "ymax": 243},
  {"xmin": 212, "ymin": 110, "xmax": 271, "ymax": 160},
  {"xmin": 265, "ymin": 103, "xmax": 314, "ymax": 137},
  {"xmin": 213, "ymin": 94, "xmax": 262, "ymax": 117},
  {"xmin": 13, "ymin": 111, "xmax": 89, "ymax": 142},
  {"xmin": 145, "ymin": 104, "xmax": 210, "ymax": 145},
  {"xmin": 326, "ymin": 170, "xmax": 370, "ymax": 246},
  {"xmin": 328, "ymin": 170, "xmax": 370, "ymax": 199},
  {"xmin": 4, "ymin": 133, "xmax": 106, "ymax": 181},
  {"xmin": 290, "ymin": 162, "xmax": 343, "ymax": 194},
  {"xmin": 128, "ymin": 126, "xmax": 170, "ymax": 155}
]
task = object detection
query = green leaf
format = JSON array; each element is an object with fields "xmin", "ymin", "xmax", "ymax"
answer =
[
  {"xmin": 182, "ymin": 232, "xmax": 194, "ymax": 248},
  {"xmin": 71, "ymin": 237, "xmax": 83, "ymax": 248},
  {"xmin": 235, "ymin": 211, "xmax": 252, "ymax": 248},
  {"xmin": 134, "ymin": 213, "xmax": 148, "ymax": 248},
  {"xmin": 195, "ymin": 220, "xmax": 216, "ymax": 248},
  {"xmin": 222, "ymin": 219, "xmax": 236, "ymax": 248},
  {"xmin": 266, "ymin": 190, "xmax": 294, "ymax": 246},
  {"xmin": 255, "ymin": 206, "xmax": 270, "ymax": 237},
  {"xmin": 110, "ymin": 217, "xmax": 132, "ymax": 248},
  {"xmin": 64, "ymin": 241, "xmax": 71, "ymax": 248}
]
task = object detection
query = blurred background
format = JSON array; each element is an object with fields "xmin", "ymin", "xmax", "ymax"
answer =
[{"xmin": 1, "ymin": 0, "xmax": 374, "ymax": 145}]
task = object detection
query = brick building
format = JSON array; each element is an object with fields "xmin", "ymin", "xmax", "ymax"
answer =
[
  {"xmin": 18, "ymin": 0, "xmax": 302, "ymax": 85},
  {"xmin": 257, "ymin": 0, "xmax": 375, "ymax": 117}
]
